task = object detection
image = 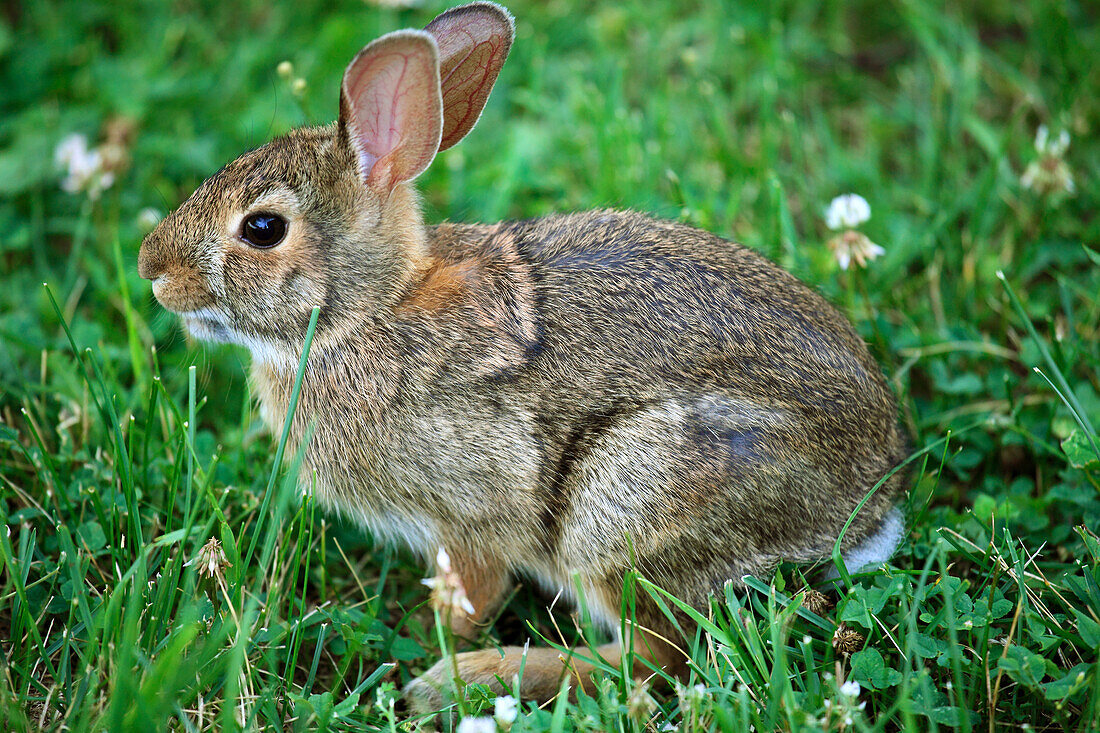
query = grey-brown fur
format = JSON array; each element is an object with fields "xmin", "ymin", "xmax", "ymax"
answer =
[{"xmin": 138, "ymin": 1, "xmax": 905, "ymax": 710}]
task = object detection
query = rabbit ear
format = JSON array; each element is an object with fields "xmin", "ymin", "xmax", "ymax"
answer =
[
  {"xmin": 424, "ymin": 1, "xmax": 514, "ymax": 151},
  {"xmin": 340, "ymin": 30, "xmax": 443, "ymax": 193}
]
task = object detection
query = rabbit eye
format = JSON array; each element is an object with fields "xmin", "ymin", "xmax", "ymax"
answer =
[{"xmin": 241, "ymin": 213, "xmax": 287, "ymax": 248}]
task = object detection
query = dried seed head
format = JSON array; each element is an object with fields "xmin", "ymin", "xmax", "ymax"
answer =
[
  {"xmin": 1022, "ymin": 125, "xmax": 1075, "ymax": 196},
  {"xmin": 801, "ymin": 588, "xmax": 832, "ymax": 616},
  {"xmin": 832, "ymin": 623, "xmax": 865, "ymax": 656},
  {"xmin": 188, "ymin": 537, "xmax": 231, "ymax": 584},
  {"xmin": 626, "ymin": 680, "xmax": 657, "ymax": 723},
  {"xmin": 828, "ymin": 230, "xmax": 885, "ymax": 271}
]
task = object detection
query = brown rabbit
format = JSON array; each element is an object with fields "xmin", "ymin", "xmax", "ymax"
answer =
[{"xmin": 138, "ymin": 1, "xmax": 906, "ymax": 712}]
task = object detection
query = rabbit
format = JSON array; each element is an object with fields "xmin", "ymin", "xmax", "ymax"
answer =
[{"xmin": 137, "ymin": 1, "xmax": 907, "ymax": 712}]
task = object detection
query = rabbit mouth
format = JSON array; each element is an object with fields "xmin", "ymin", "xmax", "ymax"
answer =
[
  {"xmin": 178, "ymin": 307, "xmax": 287, "ymax": 364},
  {"xmin": 180, "ymin": 308, "xmax": 235, "ymax": 344}
]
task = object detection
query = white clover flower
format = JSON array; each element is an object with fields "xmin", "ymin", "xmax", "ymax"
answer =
[
  {"xmin": 55, "ymin": 132, "xmax": 115, "ymax": 200},
  {"xmin": 456, "ymin": 717, "xmax": 496, "ymax": 733},
  {"xmin": 1022, "ymin": 124, "xmax": 1075, "ymax": 196},
  {"xmin": 825, "ymin": 194, "xmax": 871, "ymax": 231},
  {"xmin": 422, "ymin": 546, "xmax": 476, "ymax": 616},
  {"xmin": 824, "ymin": 193, "xmax": 883, "ymax": 270},
  {"xmin": 374, "ymin": 681, "xmax": 398, "ymax": 714},
  {"xmin": 1034, "ymin": 124, "xmax": 1070, "ymax": 157},
  {"xmin": 59, "ymin": 143, "xmax": 104, "ymax": 192},
  {"xmin": 680, "ymin": 683, "xmax": 707, "ymax": 706},
  {"xmin": 494, "ymin": 694, "xmax": 518, "ymax": 727},
  {"xmin": 839, "ymin": 680, "xmax": 861, "ymax": 699},
  {"xmin": 55, "ymin": 133, "xmax": 90, "ymax": 168},
  {"xmin": 277, "ymin": 60, "xmax": 294, "ymax": 79}
]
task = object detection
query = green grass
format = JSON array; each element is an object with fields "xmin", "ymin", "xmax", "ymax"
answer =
[{"xmin": 2, "ymin": 0, "xmax": 1099, "ymax": 730}]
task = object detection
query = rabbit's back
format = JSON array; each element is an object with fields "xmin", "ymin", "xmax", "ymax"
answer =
[{"xmin": 501, "ymin": 210, "xmax": 887, "ymax": 401}]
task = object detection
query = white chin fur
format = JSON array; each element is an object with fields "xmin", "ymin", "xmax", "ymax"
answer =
[
  {"xmin": 181, "ymin": 307, "xmax": 235, "ymax": 344},
  {"xmin": 179, "ymin": 308, "xmax": 285, "ymax": 364}
]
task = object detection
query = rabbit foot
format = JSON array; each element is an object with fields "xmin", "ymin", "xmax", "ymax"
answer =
[{"xmin": 403, "ymin": 645, "xmax": 574, "ymax": 714}]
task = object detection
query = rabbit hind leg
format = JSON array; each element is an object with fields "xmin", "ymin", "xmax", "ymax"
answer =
[{"xmin": 402, "ymin": 616, "xmax": 683, "ymax": 713}]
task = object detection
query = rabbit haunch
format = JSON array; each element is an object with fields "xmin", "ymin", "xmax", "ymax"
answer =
[{"xmin": 138, "ymin": 1, "xmax": 904, "ymax": 709}]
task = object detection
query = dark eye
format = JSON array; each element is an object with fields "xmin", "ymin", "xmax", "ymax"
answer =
[{"xmin": 241, "ymin": 213, "xmax": 287, "ymax": 248}]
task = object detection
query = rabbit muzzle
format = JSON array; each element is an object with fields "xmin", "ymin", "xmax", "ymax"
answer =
[{"xmin": 143, "ymin": 266, "xmax": 217, "ymax": 314}]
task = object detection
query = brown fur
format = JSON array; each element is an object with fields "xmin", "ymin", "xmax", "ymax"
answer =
[
  {"xmin": 137, "ymin": 1, "xmax": 906, "ymax": 714},
  {"xmin": 396, "ymin": 258, "xmax": 476, "ymax": 315}
]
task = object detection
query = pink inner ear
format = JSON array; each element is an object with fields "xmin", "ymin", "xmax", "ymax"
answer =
[
  {"xmin": 426, "ymin": 4, "xmax": 513, "ymax": 151},
  {"xmin": 341, "ymin": 32, "xmax": 443, "ymax": 192},
  {"xmin": 437, "ymin": 32, "xmax": 506, "ymax": 149}
]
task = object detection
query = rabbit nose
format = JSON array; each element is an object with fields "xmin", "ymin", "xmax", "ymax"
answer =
[
  {"xmin": 145, "ymin": 265, "xmax": 215, "ymax": 312},
  {"xmin": 136, "ymin": 232, "xmax": 170, "ymax": 280},
  {"xmin": 137, "ymin": 243, "xmax": 164, "ymax": 281}
]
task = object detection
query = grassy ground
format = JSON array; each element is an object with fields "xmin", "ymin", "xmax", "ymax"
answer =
[{"xmin": 2, "ymin": 0, "xmax": 1099, "ymax": 730}]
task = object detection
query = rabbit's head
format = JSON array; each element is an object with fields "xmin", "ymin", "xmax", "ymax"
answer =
[{"xmin": 138, "ymin": 3, "xmax": 514, "ymax": 357}]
